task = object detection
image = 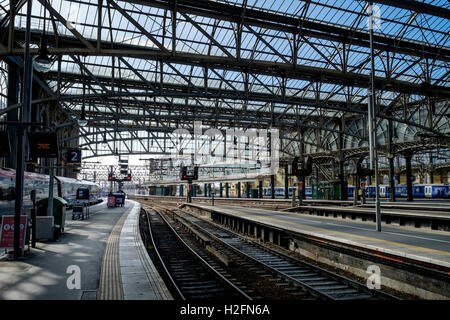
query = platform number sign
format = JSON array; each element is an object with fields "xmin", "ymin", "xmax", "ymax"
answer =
[{"xmin": 67, "ymin": 148, "xmax": 82, "ymax": 164}]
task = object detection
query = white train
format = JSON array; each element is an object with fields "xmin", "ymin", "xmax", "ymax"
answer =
[{"xmin": 0, "ymin": 168, "xmax": 101, "ymax": 217}]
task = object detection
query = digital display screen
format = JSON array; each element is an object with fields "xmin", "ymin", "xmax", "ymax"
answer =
[{"xmin": 28, "ymin": 132, "xmax": 58, "ymax": 158}]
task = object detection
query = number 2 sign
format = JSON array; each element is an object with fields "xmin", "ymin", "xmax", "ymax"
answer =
[{"xmin": 67, "ymin": 148, "xmax": 82, "ymax": 164}]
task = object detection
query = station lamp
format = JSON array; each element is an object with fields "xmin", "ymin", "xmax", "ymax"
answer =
[
  {"xmin": 34, "ymin": 36, "xmax": 53, "ymax": 73},
  {"xmin": 33, "ymin": 0, "xmax": 53, "ymax": 73},
  {"xmin": 77, "ymin": 106, "xmax": 88, "ymax": 127}
]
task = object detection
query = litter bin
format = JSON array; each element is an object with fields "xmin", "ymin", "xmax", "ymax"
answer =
[
  {"xmin": 251, "ymin": 189, "xmax": 259, "ymax": 198},
  {"xmin": 36, "ymin": 197, "xmax": 68, "ymax": 237}
]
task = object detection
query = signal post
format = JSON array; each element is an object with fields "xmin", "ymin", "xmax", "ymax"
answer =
[{"xmin": 180, "ymin": 166, "xmax": 199, "ymax": 203}]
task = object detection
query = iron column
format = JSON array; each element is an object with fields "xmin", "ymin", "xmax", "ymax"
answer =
[
  {"xmin": 368, "ymin": 1, "xmax": 381, "ymax": 231},
  {"xmin": 13, "ymin": 0, "xmax": 33, "ymax": 258}
]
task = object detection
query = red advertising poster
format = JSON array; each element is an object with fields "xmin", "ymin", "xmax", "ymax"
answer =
[{"xmin": 0, "ymin": 216, "xmax": 28, "ymax": 248}]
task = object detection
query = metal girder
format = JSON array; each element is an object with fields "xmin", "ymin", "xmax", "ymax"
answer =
[
  {"xmin": 307, "ymin": 137, "xmax": 450, "ymax": 161},
  {"xmin": 1, "ymin": 0, "xmax": 448, "ymax": 165},
  {"xmin": 133, "ymin": 0, "xmax": 450, "ymax": 61},
  {"xmin": 4, "ymin": 29, "xmax": 449, "ymax": 98},
  {"xmin": 41, "ymin": 68, "xmax": 449, "ymax": 138},
  {"xmin": 106, "ymin": 0, "xmax": 169, "ymax": 53},
  {"xmin": 365, "ymin": 0, "xmax": 450, "ymax": 19}
]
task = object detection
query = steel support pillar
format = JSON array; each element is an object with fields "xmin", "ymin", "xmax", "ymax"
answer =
[
  {"xmin": 339, "ymin": 161, "xmax": 347, "ymax": 200},
  {"xmin": 6, "ymin": 63, "xmax": 20, "ymax": 169},
  {"xmin": 270, "ymin": 175, "xmax": 275, "ymax": 199},
  {"xmin": 14, "ymin": 0, "xmax": 33, "ymax": 259},
  {"xmin": 284, "ymin": 165, "xmax": 289, "ymax": 199},
  {"xmin": 237, "ymin": 182, "xmax": 241, "ymax": 198},
  {"xmin": 405, "ymin": 154, "xmax": 413, "ymax": 201},
  {"xmin": 246, "ymin": 182, "xmax": 250, "ymax": 198},
  {"xmin": 258, "ymin": 181, "xmax": 263, "ymax": 198},
  {"xmin": 389, "ymin": 157, "xmax": 396, "ymax": 202},
  {"xmin": 338, "ymin": 120, "xmax": 347, "ymax": 200},
  {"xmin": 429, "ymin": 154, "xmax": 434, "ymax": 184},
  {"xmin": 225, "ymin": 183, "xmax": 229, "ymax": 198},
  {"xmin": 220, "ymin": 183, "xmax": 223, "ymax": 197}
]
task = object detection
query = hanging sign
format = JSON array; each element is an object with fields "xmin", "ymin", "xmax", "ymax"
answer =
[{"xmin": 28, "ymin": 132, "xmax": 58, "ymax": 158}]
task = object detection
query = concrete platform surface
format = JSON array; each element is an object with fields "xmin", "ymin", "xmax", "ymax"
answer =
[
  {"xmin": 192, "ymin": 204, "xmax": 450, "ymax": 269},
  {"xmin": 119, "ymin": 202, "xmax": 173, "ymax": 300},
  {"xmin": 0, "ymin": 200, "xmax": 131, "ymax": 299},
  {"xmin": 0, "ymin": 199, "xmax": 171, "ymax": 300}
]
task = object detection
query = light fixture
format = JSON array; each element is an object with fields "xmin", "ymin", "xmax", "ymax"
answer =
[
  {"xmin": 34, "ymin": 36, "xmax": 53, "ymax": 73},
  {"xmin": 34, "ymin": 0, "xmax": 53, "ymax": 73},
  {"xmin": 77, "ymin": 114, "xmax": 88, "ymax": 127}
]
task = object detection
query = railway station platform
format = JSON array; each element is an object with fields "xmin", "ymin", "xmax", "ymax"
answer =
[
  {"xmin": 187, "ymin": 204, "xmax": 450, "ymax": 267},
  {"xmin": 0, "ymin": 200, "xmax": 172, "ymax": 300},
  {"xmin": 183, "ymin": 203, "xmax": 450, "ymax": 299}
]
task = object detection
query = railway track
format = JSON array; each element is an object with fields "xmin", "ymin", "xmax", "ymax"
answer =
[
  {"xmin": 153, "ymin": 204, "xmax": 400, "ymax": 301},
  {"xmin": 144, "ymin": 207, "xmax": 251, "ymax": 300}
]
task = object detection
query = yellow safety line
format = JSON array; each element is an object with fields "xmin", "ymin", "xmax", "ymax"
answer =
[{"xmin": 219, "ymin": 207, "xmax": 450, "ymax": 257}]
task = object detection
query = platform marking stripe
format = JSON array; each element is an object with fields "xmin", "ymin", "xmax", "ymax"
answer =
[
  {"xmin": 98, "ymin": 206, "xmax": 131, "ymax": 300},
  {"xmin": 217, "ymin": 206, "xmax": 450, "ymax": 257},
  {"xmin": 128, "ymin": 205, "xmax": 173, "ymax": 300}
]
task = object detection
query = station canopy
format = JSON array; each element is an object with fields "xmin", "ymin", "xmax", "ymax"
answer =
[{"xmin": 0, "ymin": 0, "xmax": 449, "ymax": 181}]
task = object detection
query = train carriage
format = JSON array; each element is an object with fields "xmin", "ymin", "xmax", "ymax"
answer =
[
  {"xmin": 0, "ymin": 168, "xmax": 101, "ymax": 217},
  {"xmin": 261, "ymin": 183, "xmax": 449, "ymax": 199}
]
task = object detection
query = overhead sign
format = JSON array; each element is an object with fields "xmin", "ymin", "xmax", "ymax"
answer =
[
  {"xmin": 67, "ymin": 148, "xmax": 82, "ymax": 164},
  {"xmin": 28, "ymin": 132, "xmax": 58, "ymax": 158},
  {"xmin": 0, "ymin": 131, "xmax": 11, "ymax": 157},
  {"xmin": 0, "ymin": 215, "xmax": 28, "ymax": 249}
]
